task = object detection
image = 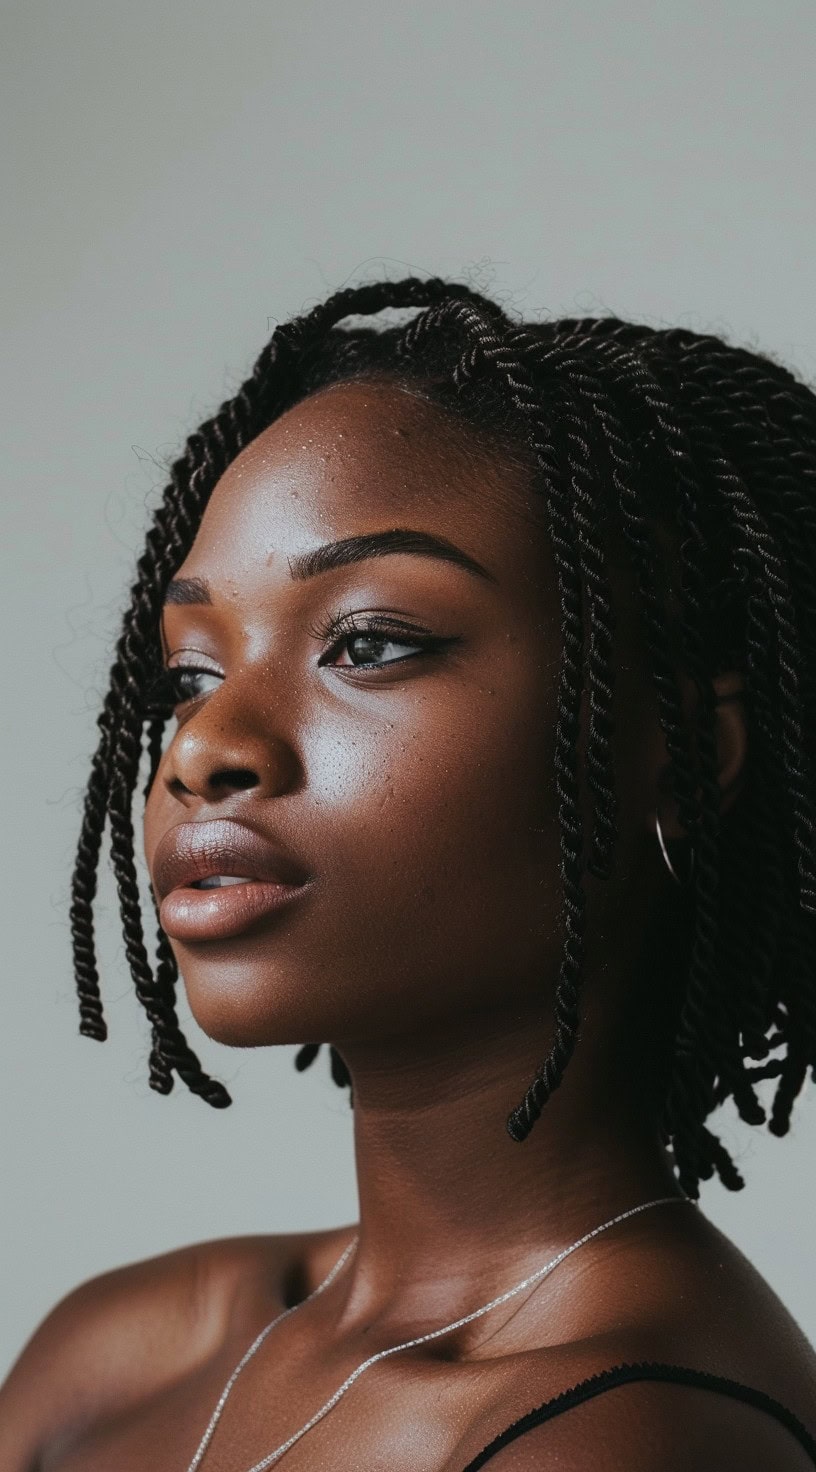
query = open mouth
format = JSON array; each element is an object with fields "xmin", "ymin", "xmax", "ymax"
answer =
[
  {"xmin": 161, "ymin": 874, "xmax": 309, "ymax": 942},
  {"xmin": 188, "ymin": 875, "xmax": 258, "ymax": 889}
]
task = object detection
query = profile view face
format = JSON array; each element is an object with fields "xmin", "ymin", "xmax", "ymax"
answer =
[
  {"xmin": 142, "ymin": 372, "xmax": 702, "ymax": 1121},
  {"xmin": 142, "ymin": 379, "xmax": 570, "ymax": 1056}
]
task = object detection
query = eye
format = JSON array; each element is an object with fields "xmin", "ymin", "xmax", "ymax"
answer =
[
  {"xmin": 313, "ymin": 612, "xmax": 454, "ymax": 670},
  {"xmin": 145, "ymin": 665, "xmax": 222, "ymax": 713},
  {"xmin": 326, "ymin": 628, "xmax": 425, "ymax": 668}
]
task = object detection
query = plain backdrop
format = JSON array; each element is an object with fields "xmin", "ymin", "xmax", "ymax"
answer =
[{"xmin": 2, "ymin": 0, "xmax": 815, "ymax": 1381}]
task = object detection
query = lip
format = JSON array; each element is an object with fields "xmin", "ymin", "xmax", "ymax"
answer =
[
  {"xmin": 152, "ymin": 819, "xmax": 312, "ymax": 943},
  {"xmin": 159, "ymin": 878, "xmax": 309, "ymax": 943}
]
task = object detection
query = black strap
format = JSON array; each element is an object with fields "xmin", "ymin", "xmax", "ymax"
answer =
[{"xmin": 461, "ymin": 1360, "xmax": 816, "ymax": 1469}]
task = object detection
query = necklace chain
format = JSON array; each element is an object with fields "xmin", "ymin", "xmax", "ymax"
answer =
[{"xmin": 185, "ymin": 1194, "xmax": 693, "ymax": 1472}]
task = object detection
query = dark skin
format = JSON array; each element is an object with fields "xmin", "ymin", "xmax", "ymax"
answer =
[{"xmin": 3, "ymin": 381, "xmax": 815, "ymax": 1470}]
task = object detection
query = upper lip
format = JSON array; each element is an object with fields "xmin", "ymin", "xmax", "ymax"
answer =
[{"xmin": 151, "ymin": 819, "xmax": 312, "ymax": 902}]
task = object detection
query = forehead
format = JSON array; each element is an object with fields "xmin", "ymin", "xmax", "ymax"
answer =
[{"xmin": 177, "ymin": 379, "xmax": 551, "ymax": 595}]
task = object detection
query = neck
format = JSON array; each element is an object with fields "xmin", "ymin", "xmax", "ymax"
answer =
[{"xmin": 329, "ymin": 995, "xmax": 684, "ymax": 1338}]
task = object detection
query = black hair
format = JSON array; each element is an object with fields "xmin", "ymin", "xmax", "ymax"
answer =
[{"xmin": 70, "ymin": 276, "xmax": 816, "ymax": 1200}]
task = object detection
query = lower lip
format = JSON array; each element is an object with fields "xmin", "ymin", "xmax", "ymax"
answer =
[{"xmin": 159, "ymin": 880, "xmax": 308, "ymax": 943}]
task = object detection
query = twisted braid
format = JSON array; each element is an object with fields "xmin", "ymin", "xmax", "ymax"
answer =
[
  {"xmin": 503, "ymin": 336, "xmax": 709, "ymax": 1165},
  {"xmin": 659, "ymin": 343, "xmax": 816, "ymax": 1140},
  {"xmin": 538, "ymin": 331, "xmax": 747, "ymax": 1191},
  {"xmin": 644, "ymin": 349, "xmax": 815, "ymax": 1019},
  {"xmin": 73, "ymin": 278, "xmax": 816, "ymax": 1200},
  {"xmin": 577, "ymin": 324, "xmax": 815, "ymax": 1168},
  {"xmin": 400, "ymin": 296, "xmax": 595, "ymax": 1137}
]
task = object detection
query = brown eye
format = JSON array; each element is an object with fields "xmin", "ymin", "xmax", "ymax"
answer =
[
  {"xmin": 145, "ymin": 666, "xmax": 222, "ymax": 713},
  {"xmin": 312, "ymin": 610, "xmax": 456, "ymax": 672},
  {"xmin": 326, "ymin": 629, "xmax": 426, "ymax": 668}
]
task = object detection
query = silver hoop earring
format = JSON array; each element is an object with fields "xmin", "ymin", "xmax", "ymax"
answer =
[{"xmin": 655, "ymin": 808, "xmax": 695, "ymax": 886}]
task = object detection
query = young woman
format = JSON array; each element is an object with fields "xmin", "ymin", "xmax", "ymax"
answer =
[{"xmin": 2, "ymin": 276, "xmax": 815, "ymax": 1469}]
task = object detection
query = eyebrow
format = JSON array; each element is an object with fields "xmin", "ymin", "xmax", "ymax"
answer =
[{"xmin": 163, "ymin": 528, "xmax": 497, "ymax": 605}]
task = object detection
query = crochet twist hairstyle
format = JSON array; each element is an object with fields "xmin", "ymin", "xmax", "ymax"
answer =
[{"xmin": 70, "ymin": 275, "xmax": 816, "ymax": 1199}]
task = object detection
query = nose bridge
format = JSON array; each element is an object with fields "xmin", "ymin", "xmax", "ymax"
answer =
[{"xmin": 163, "ymin": 663, "xmax": 300, "ymax": 800}]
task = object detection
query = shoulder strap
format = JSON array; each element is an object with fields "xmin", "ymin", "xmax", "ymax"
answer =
[{"xmin": 460, "ymin": 1360, "xmax": 816, "ymax": 1469}]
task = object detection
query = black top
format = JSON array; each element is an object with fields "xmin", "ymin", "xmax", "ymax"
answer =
[{"xmin": 459, "ymin": 1361, "xmax": 816, "ymax": 1469}]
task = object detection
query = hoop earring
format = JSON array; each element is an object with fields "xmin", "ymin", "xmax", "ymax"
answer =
[
  {"xmin": 653, "ymin": 685, "xmax": 739, "ymax": 886},
  {"xmin": 655, "ymin": 807, "xmax": 695, "ymax": 886}
]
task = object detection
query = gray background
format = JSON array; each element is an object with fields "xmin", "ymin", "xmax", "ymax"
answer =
[{"xmin": 2, "ymin": 0, "xmax": 814, "ymax": 1381}]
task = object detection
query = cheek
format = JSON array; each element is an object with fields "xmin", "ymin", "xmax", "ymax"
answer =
[
  {"xmin": 291, "ymin": 671, "xmax": 563, "ymax": 1023},
  {"xmin": 312, "ymin": 664, "xmax": 558, "ymax": 866}
]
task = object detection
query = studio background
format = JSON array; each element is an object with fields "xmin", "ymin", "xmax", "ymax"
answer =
[{"xmin": 2, "ymin": 0, "xmax": 815, "ymax": 1380}]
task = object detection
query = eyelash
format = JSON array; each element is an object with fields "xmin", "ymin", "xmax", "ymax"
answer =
[
  {"xmin": 310, "ymin": 609, "xmax": 450, "ymax": 667},
  {"xmin": 145, "ymin": 612, "xmax": 454, "ymax": 713}
]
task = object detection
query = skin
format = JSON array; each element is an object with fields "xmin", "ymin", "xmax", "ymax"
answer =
[{"xmin": 3, "ymin": 379, "xmax": 815, "ymax": 1470}]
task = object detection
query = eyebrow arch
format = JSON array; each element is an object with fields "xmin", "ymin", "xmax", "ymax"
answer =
[{"xmin": 163, "ymin": 528, "xmax": 497, "ymax": 605}]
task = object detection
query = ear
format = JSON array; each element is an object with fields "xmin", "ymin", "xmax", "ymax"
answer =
[{"xmin": 653, "ymin": 670, "xmax": 748, "ymax": 841}]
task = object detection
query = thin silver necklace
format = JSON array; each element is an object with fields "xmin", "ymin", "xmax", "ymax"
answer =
[{"xmin": 184, "ymin": 1193, "xmax": 693, "ymax": 1471}]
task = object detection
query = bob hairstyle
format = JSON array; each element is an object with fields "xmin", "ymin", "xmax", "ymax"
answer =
[{"xmin": 70, "ymin": 276, "xmax": 816, "ymax": 1202}]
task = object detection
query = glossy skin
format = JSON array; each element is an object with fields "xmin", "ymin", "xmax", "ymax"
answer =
[{"xmin": 3, "ymin": 380, "xmax": 815, "ymax": 1469}]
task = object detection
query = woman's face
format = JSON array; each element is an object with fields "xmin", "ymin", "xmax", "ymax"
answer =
[{"xmin": 143, "ymin": 379, "xmax": 653, "ymax": 1054}]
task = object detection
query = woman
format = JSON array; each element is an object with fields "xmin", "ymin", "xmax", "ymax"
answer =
[{"xmin": 2, "ymin": 276, "xmax": 815, "ymax": 1469}]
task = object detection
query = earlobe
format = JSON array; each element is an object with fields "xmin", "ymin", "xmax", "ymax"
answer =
[
  {"xmin": 651, "ymin": 674, "xmax": 748, "ymax": 844},
  {"xmin": 710, "ymin": 679, "xmax": 748, "ymax": 816}
]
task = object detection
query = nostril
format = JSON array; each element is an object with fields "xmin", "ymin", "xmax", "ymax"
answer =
[
  {"xmin": 164, "ymin": 766, "xmax": 262, "ymax": 801},
  {"xmin": 212, "ymin": 768, "xmax": 259, "ymax": 792}
]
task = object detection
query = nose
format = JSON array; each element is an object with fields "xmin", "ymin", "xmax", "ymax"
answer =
[{"xmin": 161, "ymin": 693, "xmax": 301, "ymax": 805}]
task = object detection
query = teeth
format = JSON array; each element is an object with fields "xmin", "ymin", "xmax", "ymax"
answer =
[{"xmin": 194, "ymin": 875, "xmax": 255, "ymax": 889}]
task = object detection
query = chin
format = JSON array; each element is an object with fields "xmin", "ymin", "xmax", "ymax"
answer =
[
  {"xmin": 186, "ymin": 1007, "xmax": 275, "ymax": 1049},
  {"xmin": 171, "ymin": 957, "xmax": 276, "ymax": 1046},
  {"xmin": 175, "ymin": 944, "xmax": 342, "ymax": 1050},
  {"xmin": 180, "ymin": 982, "xmax": 297, "ymax": 1049}
]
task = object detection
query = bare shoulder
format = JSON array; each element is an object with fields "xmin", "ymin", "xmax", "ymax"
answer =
[
  {"xmin": 0, "ymin": 1236, "xmax": 231, "ymax": 1470},
  {"xmin": 456, "ymin": 1203, "xmax": 816, "ymax": 1471},
  {"xmin": 0, "ymin": 1224, "xmax": 352, "ymax": 1472},
  {"xmin": 636, "ymin": 1203, "xmax": 816, "ymax": 1420},
  {"xmin": 475, "ymin": 1377, "xmax": 816, "ymax": 1470},
  {"xmin": 564, "ymin": 1200, "xmax": 816, "ymax": 1405}
]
